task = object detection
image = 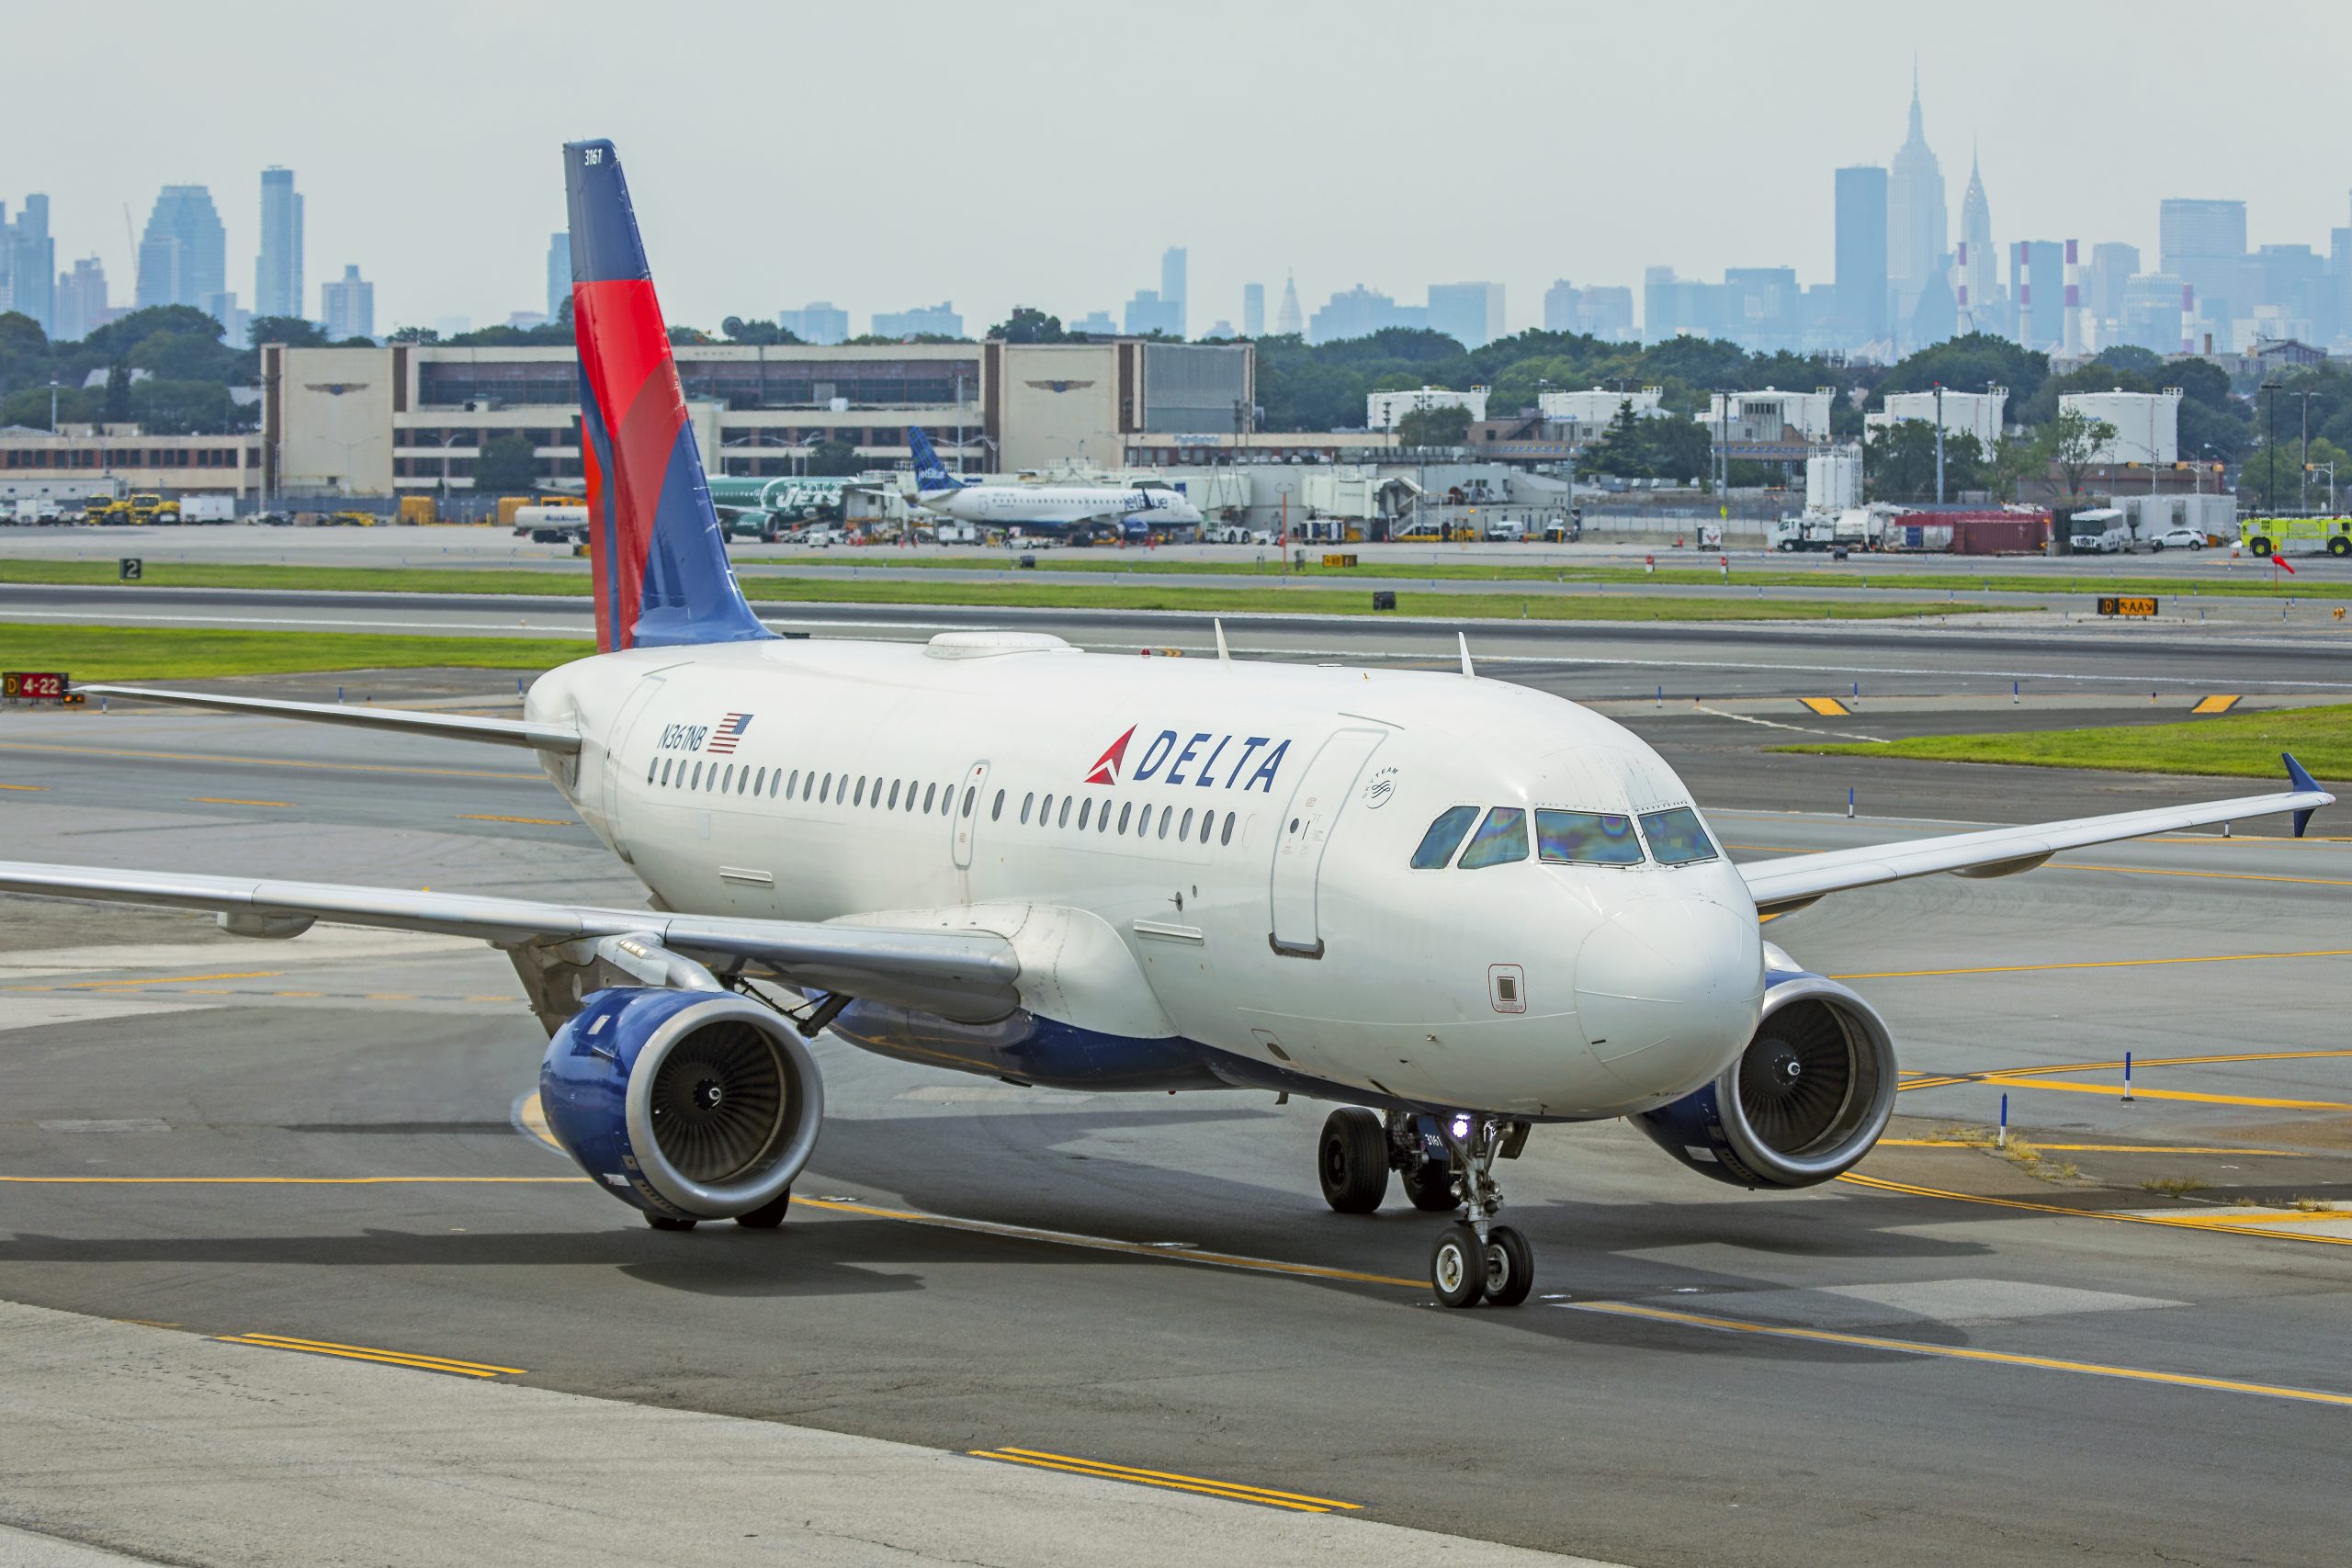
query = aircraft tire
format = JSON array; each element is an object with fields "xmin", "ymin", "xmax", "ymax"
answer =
[
  {"xmin": 1482, "ymin": 1225, "xmax": 1533, "ymax": 1308},
  {"xmin": 1401, "ymin": 1158, "xmax": 1457, "ymax": 1212},
  {"xmin": 644, "ymin": 1213, "xmax": 698, "ymax": 1231},
  {"xmin": 733, "ymin": 1189, "xmax": 793, "ymax": 1228},
  {"xmin": 1430, "ymin": 1223, "xmax": 1485, "ymax": 1308},
  {"xmin": 1317, "ymin": 1108, "xmax": 1389, "ymax": 1213}
]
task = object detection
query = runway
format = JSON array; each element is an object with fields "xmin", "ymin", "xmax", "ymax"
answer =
[{"xmin": 2, "ymin": 685, "xmax": 2347, "ymax": 1567}]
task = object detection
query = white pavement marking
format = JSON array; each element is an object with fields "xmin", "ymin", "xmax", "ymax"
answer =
[
  {"xmin": 1659, "ymin": 1279, "xmax": 2181, "ymax": 1331},
  {"xmin": 0, "ymin": 1523, "xmax": 163, "ymax": 1566},
  {"xmin": 0, "ymin": 997, "xmax": 221, "ymax": 1034},
  {"xmin": 0, "ymin": 1300, "xmax": 1623, "ymax": 1568},
  {"xmin": 1693, "ymin": 704, "xmax": 1885, "ymax": 743}
]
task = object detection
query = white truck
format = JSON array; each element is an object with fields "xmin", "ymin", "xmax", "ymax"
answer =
[
  {"xmin": 2064, "ymin": 506, "xmax": 2132, "ymax": 554},
  {"xmin": 177, "ymin": 495, "xmax": 237, "ymax": 525},
  {"xmin": 1769, "ymin": 516, "xmax": 1839, "ymax": 552}
]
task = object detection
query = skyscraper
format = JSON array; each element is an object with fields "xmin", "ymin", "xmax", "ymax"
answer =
[
  {"xmin": 1955, "ymin": 147, "xmax": 1994, "ymax": 333},
  {"xmin": 1273, "ymin": 273, "xmax": 1303, "ymax": 337},
  {"xmin": 1159, "ymin": 246, "xmax": 1187, "ymax": 339},
  {"xmin": 546, "ymin": 231, "xmax": 571, "ymax": 321},
  {"xmin": 321, "ymin": 265, "xmax": 374, "ymax": 342},
  {"xmin": 136, "ymin": 186, "xmax": 226, "ymax": 310},
  {"xmin": 1885, "ymin": 67, "xmax": 1948, "ymax": 349},
  {"xmin": 1427, "ymin": 282, "xmax": 1505, "ymax": 349},
  {"xmin": 255, "ymin": 167, "xmax": 303, "ymax": 321},
  {"xmin": 1834, "ymin": 165, "xmax": 1889, "ymax": 345},
  {"xmin": 2159, "ymin": 198, "xmax": 2249, "ymax": 340},
  {"xmin": 1241, "ymin": 282, "xmax": 1264, "ymax": 339},
  {"xmin": 51, "ymin": 256, "xmax": 107, "ymax": 342},
  {"xmin": 4, "ymin": 194, "xmax": 54, "ymax": 334}
]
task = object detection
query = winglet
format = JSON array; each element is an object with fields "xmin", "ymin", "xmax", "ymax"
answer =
[
  {"xmin": 1458, "ymin": 633, "xmax": 1475, "ymax": 680},
  {"xmin": 1213, "ymin": 619, "xmax": 1230, "ymax": 662},
  {"xmin": 2284, "ymin": 751, "xmax": 2322, "ymax": 838}
]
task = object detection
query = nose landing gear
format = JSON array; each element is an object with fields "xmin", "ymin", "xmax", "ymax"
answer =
[
  {"xmin": 1428, "ymin": 1112, "xmax": 1533, "ymax": 1308},
  {"xmin": 1314, "ymin": 1107, "xmax": 1534, "ymax": 1307}
]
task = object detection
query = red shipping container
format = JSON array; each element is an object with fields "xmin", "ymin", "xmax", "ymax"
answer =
[{"xmin": 1888, "ymin": 510, "xmax": 2051, "ymax": 555}]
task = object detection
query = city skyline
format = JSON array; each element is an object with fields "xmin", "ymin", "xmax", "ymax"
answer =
[{"xmin": 5, "ymin": 0, "xmax": 2346, "ymax": 346}]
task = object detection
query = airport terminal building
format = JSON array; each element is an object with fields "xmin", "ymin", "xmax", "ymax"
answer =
[{"xmin": 260, "ymin": 338, "xmax": 1255, "ymax": 500}]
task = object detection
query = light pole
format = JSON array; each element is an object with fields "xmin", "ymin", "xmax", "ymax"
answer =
[
  {"xmin": 1933, "ymin": 380, "xmax": 1945, "ymax": 504},
  {"xmin": 2296, "ymin": 386, "xmax": 2316, "ymax": 514},
  {"xmin": 2261, "ymin": 379, "xmax": 2280, "ymax": 513},
  {"xmin": 48, "ymin": 377, "xmax": 60, "ymax": 432}
]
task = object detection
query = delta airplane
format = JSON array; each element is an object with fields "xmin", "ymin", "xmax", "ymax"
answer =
[
  {"xmin": 2, "ymin": 140, "xmax": 2331, "ymax": 1308},
  {"xmin": 905, "ymin": 425, "xmax": 1204, "ymax": 539}
]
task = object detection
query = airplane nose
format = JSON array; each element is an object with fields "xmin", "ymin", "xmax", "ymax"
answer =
[{"xmin": 1575, "ymin": 893, "xmax": 1763, "ymax": 1097}]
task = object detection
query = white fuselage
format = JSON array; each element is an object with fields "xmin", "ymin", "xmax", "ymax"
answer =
[
  {"xmin": 918, "ymin": 484, "xmax": 1202, "ymax": 530},
  {"xmin": 526, "ymin": 636, "xmax": 1763, "ymax": 1118}
]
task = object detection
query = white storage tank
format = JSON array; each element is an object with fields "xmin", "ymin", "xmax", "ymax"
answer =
[
  {"xmin": 1805, "ymin": 446, "xmax": 1862, "ymax": 511},
  {"xmin": 2058, "ymin": 389, "xmax": 2182, "ymax": 465}
]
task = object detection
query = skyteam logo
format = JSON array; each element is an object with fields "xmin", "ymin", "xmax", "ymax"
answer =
[{"xmin": 1085, "ymin": 726, "xmax": 1293, "ymax": 793}]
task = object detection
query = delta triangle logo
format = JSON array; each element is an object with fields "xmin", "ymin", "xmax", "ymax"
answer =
[{"xmin": 1084, "ymin": 725, "xmax": 1136, "ymax": 785}]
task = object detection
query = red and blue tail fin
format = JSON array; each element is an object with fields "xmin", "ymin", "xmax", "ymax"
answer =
[{"xmin": 566, "ymin": 139, "xmax": 768, "ymax": 653}]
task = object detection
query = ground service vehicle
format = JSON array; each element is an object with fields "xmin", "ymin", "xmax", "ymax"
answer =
[
  {"xmin": 5, "ymin": 137, "xmax": 2332, "ymax": 1312},
  {"xmin": 178, "ymin": 496, "xmax": 237, "ymax": 524},
  {"xmin": 2240, "ymin": 517, "xmax": 2352, "ymax": 557}
]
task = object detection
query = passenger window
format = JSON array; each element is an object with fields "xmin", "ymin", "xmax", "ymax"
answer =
[
  {"xmin": 645, "ymin": 758, "xmax": 656, "ymax": 784},
  {"xmin": 991, "ymin": 789, "xmax": 1005, "ymax": 821},
  {"xmin": 1640, "ymin": 807, "xmax": 1719, "ymax": 865},
  {"xmin": 1021, "ymin": 792, "xmax": 1035, "ymax": 825},
  {"xmin": 961, "ymin": 786, "xmax": 975, "ymax": 818},
  {"xmin": 660, "ymin": 758, "xmax": 672, "ymax": 785},
  {"xmin": 888, "ymin": 780, "xmax": 900, "ymax": 809},
  {"xmin": 923, "ymin": 783, "xmax": 936, "ymax": 813},
  {"xmin": 1536, "ymin": 809, "xmax": 1643, "ymax": 865},
  {"xmin": 1058, "ymin": 796, "xmax": 1072, "ymax": 829},
  {"xmin": 1039, "ymin": 793, "xmax": 1053, "ymax": 824},
  {"xmin": 1410, "ymin": 805, "xmax": 1481, "ymax": 869},
  {"xmin": 1118, "ymin": 801, "xmax": 1132, "ymax": 833},
  {"xmin": 1157, "ymin": 807, "xmax": 1171, "ymax": 840},
  {"xmin": 786, "ymin": 769, "xmax": 798, "ymax": 797},
  {"xmin": 771, "ymin": 769, "xmax": 782, "ymax": 798},
  {"xmin": 691, "ymin": 761, "xmax": 703, "ymax": 789},
  {"xmin": 1078, "ymin": 798, "xmax": 1091, "ymax": 829},
  {"xmin": 1179, "ymin": 807, "xmax": 1193, "ymax": 839},
  {"xmin": 1458, "ymin": 807, "xmax": 1529, "ymax": 870},
  {"xmin": 1197, "ymin": 809, "xmax": 1212, "ymax": 843},
  {"xmin": 820, "ymin": 773, "xmax": 831, "ymax": 803},
  {"xmin": 753, "ymin": 766, "xmax": 765, "ymax": 794},
  {"xmin": 854, "ymin": 777, "xmax": 865, "ymax": 807},
  {"xmin": 1220, "ymin": 811, "xmax": 1236, "ymax": 846}
]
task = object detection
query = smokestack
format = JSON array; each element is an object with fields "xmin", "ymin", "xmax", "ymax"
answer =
[
  {"xmin": 2062, "ymin": 239, "xmax": 2084, "ymax": 355},
  {"xmin": 2015, "ymin": 242, "xmax": 2032, "ymax": 348},
  {"xmin": 2181, "ymin": 284, "xmax": 2196, "ymax": 355},
  {"xmin": 1955, "ymin": 241, "xmax": 1972, "ymax": 331}
]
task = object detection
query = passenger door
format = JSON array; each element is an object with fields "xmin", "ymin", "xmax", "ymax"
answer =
[
  {"xmin": 1268, "ymin": 728, "xmax": 1386, "ymax": 958},
  {"xmin": 600, "ymin": 674, "xmax": 667, "ymax": 863}
]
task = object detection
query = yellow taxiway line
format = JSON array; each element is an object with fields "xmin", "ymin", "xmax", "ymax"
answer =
[
  {"xmin": 1838, "ymin": 1172, "xmax": 2352, "ymax": 1249},
  {"xmin": 1878, "ymin": 1140, "xmax": 2307, "ymax": 1156},
  {"xmin": 1968, "ymin": 1078, "xmax": 2352, "ymax": 1112},
  {"xmin": 967, "ymin": 1448, "xmax": 1360, "ymax": 1514},
  {"xmin": 1900, "ymin": 1047, "xmax": 2352, "ymax": 1091},
  {"xmin": 55, "ymin": 970, "xmax": 281, "ymax": 989},
  {"xmin": 217, "ymin": 1332, "xmax": 524, "ymax": 1379},
  {"xmin": 0, "ymin": 1176, "xmax": 575, "ymax": 1185},
  {"xmin": 0, "ymin": 739, "xmax": 538, "ymax": 782},
  {"xmin": 1564, "ymin": 1299, "xmax": 2352, "ymax": 1409},
  {"xmin": 459, "ymin": 813, "xmax": 578, "ymax": 827},
  {"xmin": 1835, "ymin": 947, "xmax": 2352, "ymax": 981},
  {"xmin": 187, "ymin": 796, "xmax": 292, "ymax": 807}
]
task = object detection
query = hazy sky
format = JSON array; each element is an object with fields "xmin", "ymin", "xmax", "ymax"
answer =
[{"xmin": 16, "ymin": 0, "xmax": 2351, "ymax": 339}]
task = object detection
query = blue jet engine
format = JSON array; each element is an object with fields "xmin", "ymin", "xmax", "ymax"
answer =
[
  {"xmin": 539, "ymin": 987, "xmax": 823, "ymax": 1224},
  {"xmin": 1632, "ymin": 955, "xmax": 1895, "ymax": 1190}
]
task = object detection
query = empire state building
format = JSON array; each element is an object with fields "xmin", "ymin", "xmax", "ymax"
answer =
[{"xmin": 1886, "ymin": 67, "xmax": 1949, "ymax": 350}]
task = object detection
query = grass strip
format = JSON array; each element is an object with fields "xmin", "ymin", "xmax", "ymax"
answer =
[
  {"xmin": 0, "ymin": 550, "xmax": 2324, "ymax": 599},
  {"xmin": 0, "ymin": 558, "xmax": 2006, "ymax": 622},
  {"xmin": 1775, "ymin": 704, "xmax": 2352, "ymax": 781},
  {"xmin": 0, "ymin": 623, "xmax": 591, "ymax": 682}
]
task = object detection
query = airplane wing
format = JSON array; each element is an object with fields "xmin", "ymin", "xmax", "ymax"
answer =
[
  {"xmin": 0, "ymin": 861, "xmax": 1021, "ymax": 1022},
  {"xmin": 1739, "ymin": 754, "xmax": 2332, "ymax": 915},
  {"xmin": 83, "ymin": 685, "xmax": 581, "ymax": 754}
]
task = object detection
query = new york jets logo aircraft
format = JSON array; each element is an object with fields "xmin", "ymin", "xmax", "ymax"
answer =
[{"xmin": 4, "ymin": 141, "xmax": 2328, "ymax": 1308}]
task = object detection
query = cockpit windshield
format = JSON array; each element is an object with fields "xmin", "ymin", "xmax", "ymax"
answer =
[
  {"xmin": 1638, "ymin": 806, "xmax": 1718, "ymax": 865},
  {"xmin": 1457, "ymin": 807, "xmax": 1529, "ymax": 869},
  {"xmin": 1409, "ymin": 805, "xmax": 1480, "ymax": 869},
  {"xmin": 1535, "ymin": 809, "xmax": 1644, "ymax": 865}
]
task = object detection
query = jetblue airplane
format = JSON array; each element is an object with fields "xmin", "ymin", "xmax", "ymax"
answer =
[
  {"xmin": 2, "ymin": 140, "xmax": 2329, "ymax": 1308},
  {"xmin": 905, "ymin": 425, "xmax": 1204, "ymax": 539}
]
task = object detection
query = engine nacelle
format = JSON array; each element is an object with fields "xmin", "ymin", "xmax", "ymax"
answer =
[
  {"xmin": 539, "ymin": 987, "xmax": 823, "ymax": 1222},
  {"xmin": 1631, "ymin": 970, "xmax": 1894, "ymax": 1190}
]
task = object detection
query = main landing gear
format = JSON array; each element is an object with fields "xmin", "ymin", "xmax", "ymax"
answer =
[{"xmin": 1317, "ymin": 1107, "xmax": 1533, "ymax": 1309}]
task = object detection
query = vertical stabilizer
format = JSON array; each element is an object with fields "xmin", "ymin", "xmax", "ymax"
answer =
[
  {"xmin": 566, "ymin": 139, "xmax": 768, "ymax": 652},
  {"xmin": 906, "ymin": 425, "xmax": 964, "ymax": 494}
]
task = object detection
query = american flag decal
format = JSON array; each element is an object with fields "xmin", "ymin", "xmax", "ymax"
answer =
[{"xmin": 707, "ymin": 712, "xmax": 752, "ymax": 754}]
